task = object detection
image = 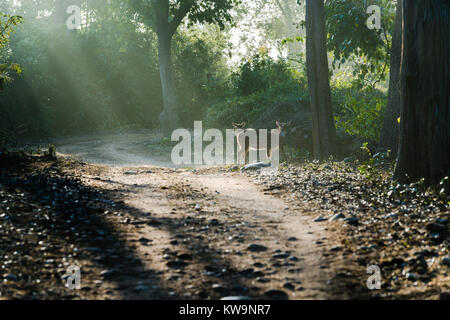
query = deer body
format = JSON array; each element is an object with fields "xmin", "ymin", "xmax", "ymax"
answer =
[{"xmin": 232, "ymin": 121, "xmax": 290, "ymax": 165}]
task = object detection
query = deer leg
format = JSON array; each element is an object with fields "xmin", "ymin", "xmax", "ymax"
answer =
[{"xmin": 245, "ymin": 145, "xmax": 250, "ymax": 164}]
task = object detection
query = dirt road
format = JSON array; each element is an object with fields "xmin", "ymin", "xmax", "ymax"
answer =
[
  {"xmin": 49, "ymin": 131, "xmax": 351, "ymax": 299},
  {"xmin": 2, "ymin": 131, "xmax": 447, "ymax": 300}
]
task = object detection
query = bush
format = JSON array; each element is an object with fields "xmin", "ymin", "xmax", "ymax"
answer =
[
  {"xmin": 173, "ymin": 28, "xmax": 230, "ymax": 127},
  {"xmin": 205, "ymin": 50, "xmax": 314, "ymax": 154},
  {"xmin": 332, "ymin": 75, "xmax": 387, "ymax": 145},
  {"xmin": 206, "ymin": 50, "xmax": 308, "ymax": 126}
]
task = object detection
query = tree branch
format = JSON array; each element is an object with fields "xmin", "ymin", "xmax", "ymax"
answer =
[{"xmin": 168, "ymin": 0, "xmax": 194, "ymax": 37}]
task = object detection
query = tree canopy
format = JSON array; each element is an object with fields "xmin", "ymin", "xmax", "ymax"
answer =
[{"xmin": 129, "ymin": 0, "xmax": 239, "ymax": 32}]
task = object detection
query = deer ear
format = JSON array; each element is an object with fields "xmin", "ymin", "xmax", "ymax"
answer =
[
  {"xmin": 232, "ymin": 122, "xmax": 238, "ymax": 128},
  {"xmin": 241, "ymin": 122, "xmax": 246, "ymax": 127},
  {"xmin": 276, "ymin": 120, "xmax": 280, "ymax": 127}
]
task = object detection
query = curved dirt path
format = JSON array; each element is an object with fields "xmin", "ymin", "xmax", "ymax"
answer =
[{"xmin": 55, "ymin": 131, "xmax": 345, "ymax": 299}]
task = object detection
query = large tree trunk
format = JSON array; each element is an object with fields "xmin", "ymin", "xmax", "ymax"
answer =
[
  {"xmin": 378, "ymin": 0, "xmax": 402, "ymax": 156},
  {"xmin": 157, "ymin": 31, "xmax": 180, "ymax": 136},
  {"xmin": 155, "ymin": 1, "xmax": 180, "ymax": 136},
  {"xmin": 305, "ymin": 0, "xmax": 337, "ymax": 160},
  {"xmin": 393, "ymin": 0, "xmax": 450, "ymax": 184}
]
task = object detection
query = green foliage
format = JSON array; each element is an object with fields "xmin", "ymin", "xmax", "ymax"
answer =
[
  {"xmin": 0, "ymin": 11, "xmax": 22, "ymax": 90},
  {"xmin": 326, "ymin": 0, "xmax": 396, "ymax": 87},
  {"xmin": 206, "ymin": 50, "xmax": 307, "ymax": 128},
  {"xmin": 173, "ymin": 28, "xmax": 230, "ymax": 126},
  {"xmin": 282, "ymin": 145, "xmax": 305, "ymax": 162},
  {"xmin": 0, "ymin": 12, "xmax": 22, "ymax": 47},
  {"xmin": 234, "ymin": 48, "xmax": 294, "ymax": 96},
  {"xmin": 358, "ymin": 142, "xmax": 391, "ymax": 182},
  {"xmin": 332, "ymin": 75, "xmax": 387, "ymax": 143},
  {"xmin": 129, "ymin": 0, "xmax": 240, "ymax": 31},
  {"xmin": 184, "ymin": 0, "xmax": 240, "ymax": 29},
  {"xmin": 0, "ymin": 2, "xmax": 230, "ymax": 136}
]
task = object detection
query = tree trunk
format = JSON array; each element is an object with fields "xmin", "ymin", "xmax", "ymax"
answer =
[
  {"xmin": 155, "ymin": 1, "xmax": 180, "ymax": 136},
  {"xmin": 305, "ymin": 0, "xmax": 337, "ymax": 160},
  {"xmin": 393, "ymin": 0, "xmax": 450, "ymax": 184},
  {"xmin": 378, "ymin": 0, "xmax": 402, "ymax": 156},
  {"xmin": 157, "ymin": 31, "xmax": 180, "ymax": 136}
]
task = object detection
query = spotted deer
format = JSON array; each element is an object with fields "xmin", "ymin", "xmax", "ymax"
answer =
[{"xmin": 232, "ymin": 121, "xmax": 291, "ymax": 165}]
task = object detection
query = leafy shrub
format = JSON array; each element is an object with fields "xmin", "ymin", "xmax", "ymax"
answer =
[
  {"xmin": 332, "ymin": 76, "xmax": 387, "ymax": 144},
  {"xmin": 205, "ymin": 50, "xmax": 308, "ymax": 127},
  {"xmin": 173, "ymin": 29, "xmax": 230, "ymax": 127},
  {"xmin": 205, "ymin": 51, "xmax": 314, "ymax": 154}
]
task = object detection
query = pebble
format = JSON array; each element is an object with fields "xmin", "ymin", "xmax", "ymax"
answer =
[
  {"xmin": 212, "ymin": 284, "xmax": 228, "ymax": 294},
  {"xmin": 138, "ymin": 237, "xmax": 152, "ymax": 245},
  {"xmin": 208, "ymin": 219, "xmax": 219, "ymax": 226},
  {"xmin": 3, "ymin": 273, "xmax": 17, "ymax": 281},
  {"xmin": 272, "ymin": 253, "xmax": 290, "ymax": 259},
  {"xmin": 330, "ymin": 213, "xmax": 345, "ymax": 221},
  {"xmin": 167, "ymin": 260, "xmax": 188, "ymax": 269},
  {"xmin": 426, "ymin": 223, "xmax": 446, "ymax": 233},
  {"xmin": 288, "ymin": 268, "xmax": 303, "ymax": 273},
  {"xmin": 100, "ymin": 269, "xmax": 117, "ymax": 279},
  {"xmin": 239, "ymin": 268, "xmax": 257, "ymax": 278},
  {"xmin": 442, "ymin": 257, "xmax": 450, "ymax": 266},
  {"xmin": 330, "ymin": 246, "xmax": 342, "ymax": 252},
  {"xmin": 264, "ymin": 289, "xmax": 289, "ymax": 300},
  {"xmin": 313, "ymin": 216, "xmax": 327, "ymax": 222},
  {"xmin": 344, "ymin": 217, "xmax": 359, "ymax": 225},
  {"xmin": 241, "ymin": 162, "xmax": 271, "ymax": 171},
  {"xmin": 247, "ymin": 244, "xmax": 268, "ymax": 252},
  {"xmin": 177, "ymin": 253, "xmax": 193, "ymax": 261},
  {"xmin": 406, "ymin": 273, "xmax": 419, "ymax": 281},
  {"xmin": 283, "ymin": 282, "xmax": 295, "ymax": 291}
]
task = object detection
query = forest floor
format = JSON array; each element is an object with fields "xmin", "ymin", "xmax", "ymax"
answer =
[{"xmin": 0, "ymin": 130, "xmax": 448, "ymax": 300}]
